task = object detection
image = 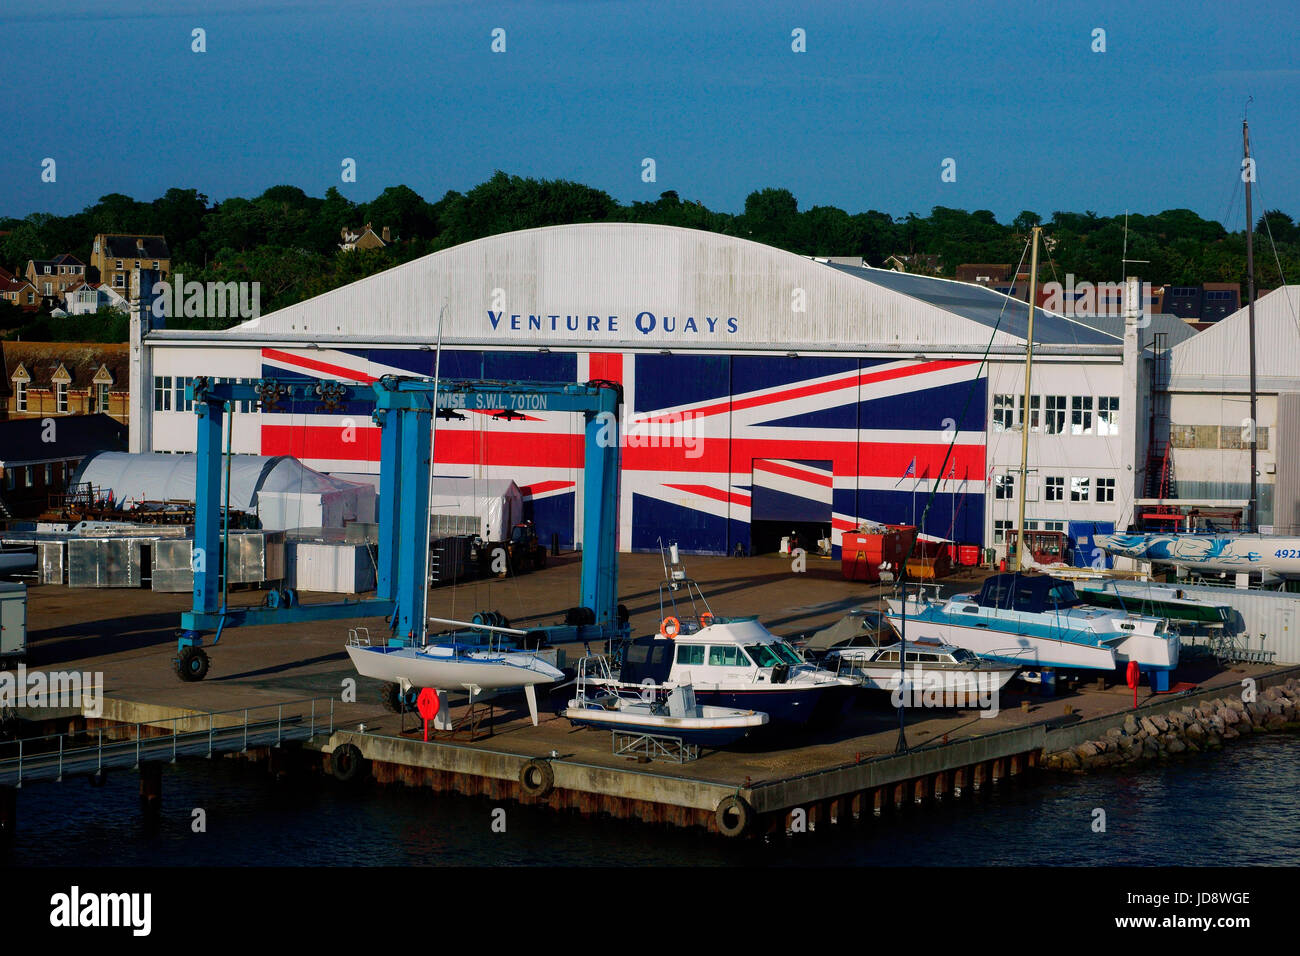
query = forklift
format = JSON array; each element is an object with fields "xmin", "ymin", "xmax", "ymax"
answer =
[{"xmin": 484, "ymin": 520, "xmax": 549, "ymax": 576}]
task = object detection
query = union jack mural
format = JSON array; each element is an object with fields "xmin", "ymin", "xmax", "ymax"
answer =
[{"xmin": 250, "ymin": 347, "xmax": 987, "ymax": 554}]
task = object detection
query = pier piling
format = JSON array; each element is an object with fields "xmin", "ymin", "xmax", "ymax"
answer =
[{"xmin": 139, "ymin": 762, "xmax": 163, "ymax": 815}]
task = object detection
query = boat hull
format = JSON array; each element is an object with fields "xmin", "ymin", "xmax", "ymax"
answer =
[
  {"xmin": 689, "ymin": 683, "xmax": 852, "ymax": 727},
  {"xmin": 560, "ymin": 705, "xmax": 767, "ymax": 745},
  {"xmin": 346, "ymin": 644, "xmax": 563, "ymax": 691},
  {"xmin": 883, "ymin": 608, "xmax": 1117, "ymax": 671}
]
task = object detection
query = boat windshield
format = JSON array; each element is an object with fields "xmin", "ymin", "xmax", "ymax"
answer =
[
  {"xmin": 745, "ymin": 644, "xmax": 784, "ymax": 667},
  {"xmin": 771, "ymin": 641, "xmax": 805, "ymax": 665},
  {"xmin": 949, "ymin": 648, "xmax": 976, "ymax": 662}
]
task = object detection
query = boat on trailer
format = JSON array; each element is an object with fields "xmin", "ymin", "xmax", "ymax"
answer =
[
  {"xmin": 560, "ymin": 655, "xmax": 767, "ymax": 746},
  {"xmin": 346, "ymin": 620, "xmax": 564, "ymax": 726},
  {"xmin": 884, "ymin": 573, "xmax": 1180, "ymax": 683}
]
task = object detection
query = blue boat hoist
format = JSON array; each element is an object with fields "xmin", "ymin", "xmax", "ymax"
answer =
[{"xmin": 174, "ymin": 375, "xmax": 625, "ymax": 680}]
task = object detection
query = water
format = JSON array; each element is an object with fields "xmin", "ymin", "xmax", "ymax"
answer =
[{"xmin": 6, "ymin": 735, "xmax": 1298, "ymax": 867}]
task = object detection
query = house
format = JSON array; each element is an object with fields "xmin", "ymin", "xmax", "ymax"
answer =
[
  {"xmin": 91, "ymin": 234, "xmax": 171, "ymax": 295},
  {"xmin": 1162, "ymin": 282, "xmax": 1241, "ymax": 324},
  {"xmin": 956, "ymin": 263, "xmax": 1013, "ymax": 286},
  {"xmin": 63, "ymin": 281, "xmax": 129, "ymax": 316},
  {"xmin": 25, "ymin": 254, "xmax": 87, "ymax": 308},
  {"xmin": 339, "ymin": 223, "xmax": 391, "ymax": 251},
  {"xmin": 883, "ymin": 253, "xmax": 943, "ymax": 275},
  {"xmin": 0, "ymin": 341, "xmax": 130, "ymax": 423},
  {"xmin": 0, "ymin": 412, "xmax": 128, "ymax": 519},
  {"xmin": 0, "ymin": 275, "xmax": 40, "ymax": 312}
]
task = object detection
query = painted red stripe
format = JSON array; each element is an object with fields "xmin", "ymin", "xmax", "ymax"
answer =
[
  {"xmin": 589, "ymin": 352, "xmax": 623, "ymax": 385},
  {"xmin": 519, "ymin": 480, "xmax": 576, "ymax": 497},
  {"xmin": 259, "ymin": 427, "xmax": 985, "ymax": 481},
  {"xmin": 663, "ymin": 484, "xmax": 751, "ymax": 507},
  {"xmin": 262, "ymin": 348, "xmax": 377, "ymax": 383},
  {"xmin": 752, "ymin": 459, "xmax": 834, "ymax": 487},
  {"xmin": 638, "ymin": 360, "xmax": 975, "ymax": 424}
]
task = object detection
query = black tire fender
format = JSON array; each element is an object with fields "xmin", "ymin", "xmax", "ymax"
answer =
[
  {"xmin": 331, "ymin": 742, "xmax": 367, "ymax": 783},
  {"xmin": 715, "ymin": 794, "xmax": 754, "ymax": 838},
  {"xmin": 519, "ymin": 758, "xmax": 555, "ymax": 797}
]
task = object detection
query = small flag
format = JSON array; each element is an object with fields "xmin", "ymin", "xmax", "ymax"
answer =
[{"xmin": 895, "ymin": 457, "xmax": 916, "ymax": 487}]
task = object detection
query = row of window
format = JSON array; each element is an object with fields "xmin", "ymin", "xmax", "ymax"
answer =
[
  {"xmin": 1170, "ymin": 424, "xmax": 1269, "ymax": 450},
  {"xmin": 153, "ymin": 377, "xmax": 256, "ymax": 413},
  {"xmin": 992, "ymin": 474, "xmax": 1116, "ymax": 503},
  {"xmin": 4, "ymin": 461, "xmax": 68, "ymax": 491},
  {"xmin": 15, "ymin": 381, "xmax": 111, "ymax": 414},
  {"xmin": 993, "ymin": 394, "xmax": 1120, "ymax": 436},
  {"xmin": 993, "ymin": 520, "xmax": 1066, "ymax": 542}
]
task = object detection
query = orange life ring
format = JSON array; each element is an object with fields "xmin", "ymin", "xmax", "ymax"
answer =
[
  {"xmin": 699, "ymin": 612, "xmax": 714, "ymax": 628},
  {"xmin": 661, "ymin": 616, "xmax": 681, "ymax": 639}
]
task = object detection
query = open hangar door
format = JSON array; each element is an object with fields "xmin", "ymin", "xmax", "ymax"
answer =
[{"xmin": 749, "ymin": 459, "xmax": 833, "ymax": 554}]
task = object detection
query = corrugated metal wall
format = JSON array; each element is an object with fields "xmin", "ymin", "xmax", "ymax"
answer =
[{"xmin": 1276, "ymin": 392, "xmax": 1300, "ymax": 534}]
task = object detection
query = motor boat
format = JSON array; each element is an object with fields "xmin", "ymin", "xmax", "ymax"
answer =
[
  {"xmin": 345, "ymin": 623, "xmax": 564, "ymax": 727},
  {"xmin": 560, "ymin": 655, "xmax": 767, "ymax": 746},
  {"xmin": 826, "ymin": 639, "xmax": 1019, "ymax": 697},
  {"xmin": 884, "ymin": 573, "xmax": 1179, "ymax": 678},
  {"xmin": 617, "ymin": 576, "xmax": 857, "ymax": 728}
]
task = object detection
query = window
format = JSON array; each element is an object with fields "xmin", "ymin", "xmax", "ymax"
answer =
[
  {"xmin": 174, "ymin": 376, "xmax": 193, "ymax": 412},
  {"xmin": 1070, "ymin": 477, "xmax": 1091, "ymax": 502},
  {"xmin": 153, "ymin": 376, "xmax": 173, "ymax": 412},
  {"xmin": 1097, "ymin": 397, "xmax": 1119, "ymax": 436},
  {"xmin": 1041, "ymin": 520, "xmax": 1065, "ymax": 532},
  {"xmin": 993, "ymin": 394, "xmax": 1018, "ymax": 431},
  {"xmin": 675, "ymin": 644, "xmax": 704, "ymax": 666},
  {"xmin": 152, "ymin": 261, "xmax": 159, "ymax": 270},
  {"xmin": 113, "ymin": 274, "xmax": 125, "ymax": 288},
  {"xmin": 23, "ymin": 467, "xmax": 32, "ymax": 488},
  {"xmin": 707, "ymin": 645, "xmax": 751, "ymax": 667},
  {"xmin": 1045, "ymin": 395, "xmax": 1067, "ymax": 434},
  {"xmin": 115, "ymin": 259, "xmax": 123, "ymax": 269},
  {"xmin": 1045, "ymin": 476, "xmax": 1064, "ymax": 501},
  {"xmin": 44, "ymin": 464, "xmax": 52, "ymax": 485},
  {"xmin": 98, "ymin": 383, "xmax": 110, "ymax": 412},
  {"xmin": 56, "ymin": 382, "xmax": 68, "ymax": 413},
  {"xmin": 1071, "ymin": 396, "xmax": 1093, "ymax": 435},
  {"xmin": 1026, "ymin": 394, "xmax": 1040, "ymax": 432},
  {"xmin": 1097, "ymin": 477, "xmax": 1115, "ymax": 503},
  {"xmin": 993, "ymin": 520, "xmax": 1013, "ymax": 543},
  {"xmin": 745, "ymin": 644, "xmax": 784, "ymax": 667},
  {"xmin": 15, "ymin": 380, "xmax": 27, "ymax": 412},
  {"xmin": 994, "ymin": 473, "xmax": 1016, "ymax": 500}
]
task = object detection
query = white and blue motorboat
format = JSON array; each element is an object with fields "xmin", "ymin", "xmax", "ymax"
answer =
[
  {"xmin": 560, "ymin": 655, "xmax": 768, "ymax": 746},
  {"xmin": 884, "ymin": 573, "xmax": 1180, "ymax": 684},
  {"xmin": 616, "ymin": 577, "xmax": 857, "ymax": 728}
]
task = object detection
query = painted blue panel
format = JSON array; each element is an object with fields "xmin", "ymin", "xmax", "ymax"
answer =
[
  {"xmin": 483, "ymin": 351, "xmax": 577, "ymax": 382},
  {"xmin": 857, "ymin": 374, "xmax": 986, "ymax": 432},
  {"xmin": 631, "ymin": 492, "xmax": 728, "ymax": 555},
  {"xmin": 259, "ymin": 364, "xmax": 374, "ymax": 417},
  {"xmin": 1070, "ymin": 520, "xmax": 1114, "ymax": 568},
  {"xmin": 751, "ymin": 485, "xmax": 833, "ymax": 523},
  {"xmin": 525, "ymin": 492, "xmax": 576, "ymax": 551},
  {"xmin": 633, "ymin": 354, "xmax": 731, "ymax": 413},
  {"xmin": 857, "ymin": 488, "xmax": 986, "ymax": 545},
  {"xmin": 733, "ymin": 356, "xmax": 857, "ymax": 428}
]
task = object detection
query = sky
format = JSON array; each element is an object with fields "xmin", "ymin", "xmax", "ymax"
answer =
[{"xmin": 2, "ymin": 0, "xmax": 1297, "ymax": 226}]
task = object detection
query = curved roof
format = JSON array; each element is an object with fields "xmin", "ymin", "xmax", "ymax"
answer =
[
  {"xmin": 73, "ymin": 452, "xmax": 364, "ymax": 511},
  {"xmin": 1167, "ymin": 286, "xmax": 1300, "ymax": 391},
  {"xmin": 151, "ymin": 223, "xmax": 1127, "ymax": 355}
]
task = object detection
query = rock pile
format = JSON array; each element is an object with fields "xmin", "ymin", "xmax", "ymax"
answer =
[{"xmin": 1044, "ymin": 677, "xmax": 1300, "ymax": 772}]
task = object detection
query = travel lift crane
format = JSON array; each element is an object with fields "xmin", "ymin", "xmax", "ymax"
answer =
[{"xmin": 174, "ymin": 375, "xmax": 626, "ymax": 681}]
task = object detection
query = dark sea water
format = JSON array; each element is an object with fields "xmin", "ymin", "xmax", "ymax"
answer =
[{"xmin": 5, "ymin": 735, "xmax": 1298, "ymax": 867}]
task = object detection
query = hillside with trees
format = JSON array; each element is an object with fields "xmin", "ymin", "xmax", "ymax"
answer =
[{"xmin": 2, "ymin": 173, "xmax": 1296, "ymax": 338}]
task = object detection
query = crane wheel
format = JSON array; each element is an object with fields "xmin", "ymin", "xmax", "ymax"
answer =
[{"xmin": 175, "ymin": 647, "xmax": 210, "ymax": 682}]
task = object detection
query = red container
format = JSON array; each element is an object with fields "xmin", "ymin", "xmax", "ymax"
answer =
[{"xmin": 957, "ymin": 544, "xmax": 980, "ymax": 566}]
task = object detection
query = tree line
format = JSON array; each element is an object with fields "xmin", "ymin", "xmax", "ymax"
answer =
[{"xmin": 2, "ymin": 173, "xmax": 1297, "ymax": 339}]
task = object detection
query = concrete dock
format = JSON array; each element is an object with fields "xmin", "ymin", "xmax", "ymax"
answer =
[{"xmin": 4, "ymin": 552, "xmax": 1293, "ymax": 837}]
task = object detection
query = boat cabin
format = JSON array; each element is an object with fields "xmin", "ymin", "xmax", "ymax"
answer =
[{"xmin": 970, "ymin": 573, "xmax": 1083, "ymax": 613}]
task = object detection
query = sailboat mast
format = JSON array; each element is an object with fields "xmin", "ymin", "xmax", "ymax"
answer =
[
  {"xmin": 1243, "ymin": 119, "xmax": 1258, "ymax": 532},
  {"xmin": 1015, "ymin": 225, "xmax": 1042, "ymax": 571}
]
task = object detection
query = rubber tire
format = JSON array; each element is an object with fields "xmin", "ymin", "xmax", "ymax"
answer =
[
  {"xmin": 715, "ymin": 795, "xmax": 754, "ymax": 838},
  {"xmin": 176, "ymin": 647, "xmax": 210, "ymax": 682},
  {"xmin": 331, "ymin": 742, "xmax": 367, "ymax": 783},
  {"xmin": 519, "ymin": 759, "xmax": 555, "ymax": 797}
]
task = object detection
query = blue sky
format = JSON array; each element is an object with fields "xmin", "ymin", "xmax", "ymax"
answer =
[{"xmin": 3, "ymin": 0, "xmax": 1297, "ymax": 225}]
